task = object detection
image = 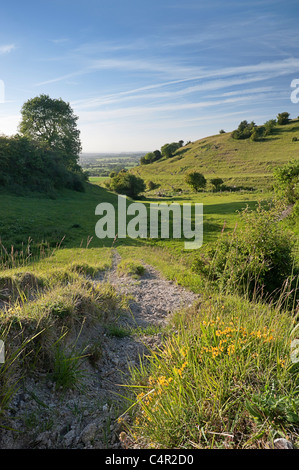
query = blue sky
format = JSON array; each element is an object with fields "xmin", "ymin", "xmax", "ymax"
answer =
[{"xmin": 1, "ymin": 0, "xmax": 299, "ymax": 152}]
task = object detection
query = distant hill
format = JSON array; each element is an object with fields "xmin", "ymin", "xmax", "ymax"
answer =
[{"xmin": 132, "ymin": 118, "xmax": 299, "ymax": 192}]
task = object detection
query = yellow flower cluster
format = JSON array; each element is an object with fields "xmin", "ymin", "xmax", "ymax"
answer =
[
  {"xmin": 173, "ymin": 361, "xmax": 188, "ymax": 377},
  {"xmin": 200, "ymin": 319, "xmax": 275, "ymax": 359}
]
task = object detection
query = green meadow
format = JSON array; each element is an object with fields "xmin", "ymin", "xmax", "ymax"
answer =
[
  {"xmin": 132, "ymin": 119, "xmax": 299, "ymax": 192},
  {"xmin": 0, "ymin": 116, "xmax": 298, "ymax": 449}
]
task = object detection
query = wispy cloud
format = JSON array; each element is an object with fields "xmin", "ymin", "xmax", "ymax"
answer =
[
  {"xmin": 51, "ymin": 38, "xmax": 70, "ymax": 44},
  {"xmin": 0, "ymin": 44, "xmax": 15, "ymax": 55},
  {"xmin": 71, "ymin": 59, "xmax": 297, "ymax": 112},
  {"xmin": 76, "ymin": 93, "xmax": 272, "ymax": 124}
]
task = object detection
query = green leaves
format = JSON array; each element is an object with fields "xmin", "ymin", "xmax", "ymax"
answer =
[
  {"xmin": 19, "ymin": 94, "xmax": 82, "ymax": 170},
  {"xmin": 273, "ymin": 159, "xmax": 299, "ymax": 204},
  {"xmin": 184, "ymin": 171, "xmax": 206, "ymax": 192}
]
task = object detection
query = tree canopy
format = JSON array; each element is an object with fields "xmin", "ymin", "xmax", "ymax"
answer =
[
  {"xmin": 109, "ymin": 170, "xmax": 146, "ymax": 198},
  {"xmin": 273, "ymin": 159, "xmax": 299, "ymax": 203},
  {"xmin": 277, "ymin": 112, "xmax": 290, "ymax": 125},
  {"xmin": 185, "ymin": 171, "xmax": 206, "ymax": 192},
  {"xmin": 19, "ymin": 94, "xmax": 82, "ymax": 170}
]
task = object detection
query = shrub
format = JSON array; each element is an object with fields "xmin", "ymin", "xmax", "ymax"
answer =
[
  {"xmin": 192, "ymin": 201, "xmax": 297, "ymax": 299},
  {"xmin": 147, "ymin": 180, "xmax": 156, "ymax": 191},
  {"xmin": 273, "ymin": 159, "xmax": 299, "ymax": 204},
  {"xmin": 231, "ymin": 120, "xmax": 256, "ymax": 140},
  {"xmin": 277, "ymin": 112, "xmax": 290, "ymax": 125},
  {"xmin": 210, "ymin": 177, "xmax": 224, "ymax": 191},
  {"xmin": 109, "ymin": 171, "xmax": 146, "ymax": 198},
  {"xmin": 161, "ymin": 142, "xmax": 181, "ymax": 159},
  {"xmin": 185, "ymin": 171, "xmax": 206, "ymax": 192},
  {"xmin": 264, "ymin": 119, "xmax": 277, "ymax": 136}
]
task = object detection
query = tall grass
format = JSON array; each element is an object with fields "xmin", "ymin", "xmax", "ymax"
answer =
[{"xmin": 125, "ymin": 293, "xmax": 297, "ymax": 449}]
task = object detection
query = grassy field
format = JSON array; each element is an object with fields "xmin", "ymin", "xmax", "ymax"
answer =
[
  {"xmin": 0, "ymin": 181, "xmax": 271, "ymax": 267},
  {"xmin": 88, "ymin": 176, "xmax": 108, "ymax": 185},
  {"xmin": 0, "ymin": 122, "xmax": 298, "ymax": 448},
  {"xmin": 132, "ymin": 118, "xmax": 299, "ymax": 192}
]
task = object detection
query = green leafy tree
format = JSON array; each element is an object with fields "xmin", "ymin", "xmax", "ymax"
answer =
[
  {"xmin": 185, "ymin": 171, "xmax": 206, "ymax": 192},
  {"xmin": 110, "ymin": 171, "xmax": 146, "ymax": 198},
  {"xmin": 264, "ymin": 119, "xmax": 277, "ymax": 136},
  {"xmin": 277, "ymin": 112, "xmax": 290, "ymax": 125},
  {"xmin": 161, "ymin": 142, "xmax": 181, "ymax": 158},
  {"xmin": 273, "ymin": 159, "xmax": 299, "ymax": 203},
  {"xmin": 210, "ymin": 177, "xmax": 224, "ymax": 191},
  {"xmin": 140, "ymin": 150, "xmax": 162, "ymax": 165},
  {"xmin": 19, "ymin": 94, "xmax": 82, "ymax": 170},
  {"xmin": 250, "ymin": 126, "xmax": 265, "ymax": 141},
  {"xmin": 232, "ymin": 120, "xmax": 256, "ymax": 140}
]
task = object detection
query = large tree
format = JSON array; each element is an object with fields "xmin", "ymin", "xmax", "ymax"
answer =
[
  {"xmin": 19, "ymin": 94, "xmax": 82, "ymax": 169},
  {"xmin": 185, "ymin": 171, "xmax": 206, "ymax": 192}
]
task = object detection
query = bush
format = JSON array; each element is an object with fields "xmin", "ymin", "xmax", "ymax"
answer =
[
  {"xmin": 109, "ymin": 171, "xmax": 146, "ymax": 198},
  {"xmin": 140, "ymin": 150, "xmax": 162, "ymax": 165},
  {"xmin": 210, "ymin": 177, "xmax": 224, "ymax": 191},
  {"xmin": 273, "ymin": 159, "xmax": 299, "ymax": 204},
  {"xmin": 185, "ymin": 171, "xmax": 206, "ymax": 192},
  {"xmin": 231, "ymin": 120, "xmax": 256, "ymax": 140},
  {"xmin": 192, "ymin": 201, "xmax": 297, "ymax": 299},
  {"xmin": 0, "ymin": 134, "xmax": 85, "ymax": 195},
  {"xmin": 264, "ymin": 119, "xmax": 277, "ymax": 136},
  {"xmin": 161, "ymin": 142, "xmax": 181, "ymax": 159},
  {"xmin": 147, "ymin": 180, "xmax": 156, "ymax": 191},
  {"xmin": 277, "ymin": 112, "xmax": 290, "ymax": 125}
]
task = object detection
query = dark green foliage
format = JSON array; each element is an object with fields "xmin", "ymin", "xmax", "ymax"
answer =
[
  {"xmin": 0, "ymin": 134, "xmax": 85, "ymax": 194},
  {"xmin": 277, "ymin": 112, "xmax": 290, "ymax": 125},
  {"xmin": 192, "ymin": 202, "xmax": 297, "ymax": 299},
  {"xmin": 184, "ymin": 171, "xmax": 206, "ymax": 192},
  {"xmin": 231, "ymin": 120, "xmax": 256, "ymax": 140},
  {"xmin": 140, "ymin": 150, "xmax": 162, "ymax": 165},
  {"xmin": 250, "ymin": 125, "xmax": 266, "ymax": 141},
  {"xmin": 109, "ymin": 170, "xmax": 146, "ymax": 198},
  {"xmin": 264, "ymin": 119, "xmax": 277, "ymax": 135},
  {"xmin": 247, "ymin": 386, "xmax": 299, "ymax": 427},
  {"xmin": 273, "ymin": 159, "xmax": 299, "ymax": 203},
  {"xmin": 210, "ymin": 177, "xmax": 224, "ymax": 191},
  {"xmin": 147, "ymin": 180, "xmax": 156, "ymax": 190},
  {"xmin": 161, "ymin": 142, "xmax": 182, "ymax": 159},
  {"xmin": 19, "ymin": 94, "xmax": 81, "ymax": 171},
  {"xmin": 0, "ymin": 95, "xmax": 85, "ymax": 195},
  {"xmin": 232, "ymin": 118, "xmax": 277, "ymax": 141},
  {"xmin": 219, "ymin": 129, "xmax": 226, "ymax": 134}
]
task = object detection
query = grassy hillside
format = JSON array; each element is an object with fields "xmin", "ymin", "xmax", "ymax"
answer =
[
  {"xmin": 132, "ymin": 118, "xmax": 299, "ymax": 192},
  {"xmin": 0, "ymin": 121, "xmax": 298, "ymax": 449}
]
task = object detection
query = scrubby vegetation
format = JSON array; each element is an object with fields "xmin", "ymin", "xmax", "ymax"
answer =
[
  {"xmin": 104, "ymin": 169, "xmax": 146, "ymax": 198},
  {"xmin": 0, "ymin": 94, "xmax": 86, "ymax": 195},
  {"xmin": 127, "ymin": 293, "xmax": 296, "ymax": 448},
  {"xmin": 0, "ymin": 106, "xmax": 298, "ymax": 449},
  {"xmin": 192, "ymin": 200, "xmax": 297, "ymax": 301}
]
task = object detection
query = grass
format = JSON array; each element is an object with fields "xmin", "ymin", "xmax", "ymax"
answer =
[
  {"xmin": 0, "ymin": 261, "xmax": 131, "ymax": 416},
  {"xmin": 125, "ymin": 292, "xmax": 297, "ymax": 449},
  {"xmin": 132, "ymin": 119, "xmax": 299, "ymax": 192},
  {"xmin": 0, "ymin": 122, "xmax": 298, "ymax": 446},
  {"xmin": 88, "ymin": 176, "xmax": 108, "ymax": 185},
  {"xmin": 117, "ymin": 259, "xmax": 146, "ymax": 278}
]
